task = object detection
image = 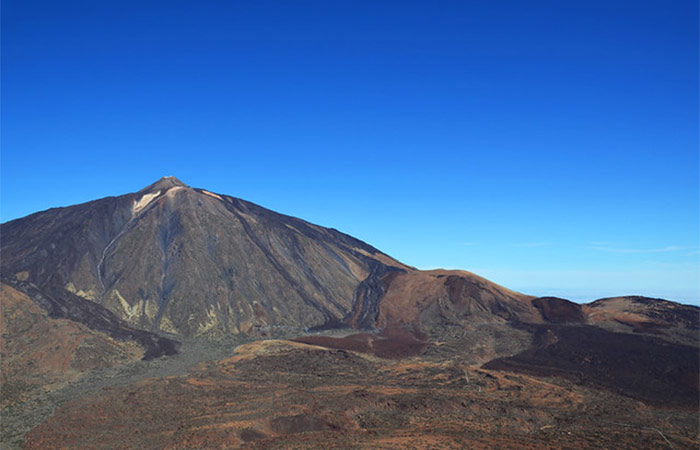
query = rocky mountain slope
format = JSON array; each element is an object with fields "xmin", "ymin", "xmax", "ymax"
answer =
[
  {"xmin": 2, "ymin": 177, "xmax": 697, "ymax": 365},
  {"xmin": 2, "ymin": 177, "xmax": 697, "ymax": 352},
  {"xmin": 2, "ymin": 177, "xmax": 698, "ymax": 449},
  {"xmin": 1, "ymin": 177, "xmax": 542, "ymax": 340},
  {"xmin": 0, "ymin": 284, "xmax": 143, "ymax": 409}
]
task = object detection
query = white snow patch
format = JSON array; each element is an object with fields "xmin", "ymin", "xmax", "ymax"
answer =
[
  {"xmin": 201, "ymin": 190, "xmax": 223, "ymax": 200},
  {"xmin": 133, "ymin": 190, "xmax": 161, "ymax": 214}
]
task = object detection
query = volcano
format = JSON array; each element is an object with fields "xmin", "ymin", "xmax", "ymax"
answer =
[
  {"xmin": 1, "ymin": 177, "xmax": 543, "ymax": 339},
  {"xmin": 2, "ymin": 177, "xmax": 698, "ymax": 449}
]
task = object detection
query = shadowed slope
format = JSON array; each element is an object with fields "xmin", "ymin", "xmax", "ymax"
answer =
[
  {"xmin": 483, "ymin": 323, "xmax": 699, "ymax": 408},
  {"xmin": 1, "ymin": 278, "xmax": 179, "ymax": 360}
]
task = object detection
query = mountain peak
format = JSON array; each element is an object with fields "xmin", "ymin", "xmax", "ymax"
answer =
[{"xmin": 140, "ymin": 176, "xmax": 188, "ymax": 193}]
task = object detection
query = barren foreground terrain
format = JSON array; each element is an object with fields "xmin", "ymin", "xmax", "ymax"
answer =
[{"xmin": 16, "ymin": 339, "xmax": 697, "ymax": 450}]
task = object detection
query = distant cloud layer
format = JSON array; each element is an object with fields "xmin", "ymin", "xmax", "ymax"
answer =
[{"xmin": 589, "ymin": 245, "xmax": 695, "ymax": 254}]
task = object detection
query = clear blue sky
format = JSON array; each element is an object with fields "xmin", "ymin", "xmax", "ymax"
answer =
[{"xmin": 2, "ymin": 1, "xmax": 698, "ymax": 304}]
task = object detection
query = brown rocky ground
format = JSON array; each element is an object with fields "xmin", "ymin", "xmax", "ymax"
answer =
[
  {"xmin": 583, "ymin": 296, "xmax": 699, "ymax": 346},
  {"xmin": 0, "ymin": 284, "xmax": 143, "ymax": 409},
  {"xmin": 5, "ymin": 278, "xmax": 698, "ymax": 449},
  {"xmin": 23, "ymin": 340, "xmax": 699, "ymax": 449},
  {"xmin": 293, "ymin": 325, "xmax": 429, "ymax": 359}
]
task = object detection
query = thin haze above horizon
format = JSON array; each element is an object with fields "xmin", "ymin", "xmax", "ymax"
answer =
[{"xmin": 2, "ymin": 1, "xmax": 698, "ymax": 304}]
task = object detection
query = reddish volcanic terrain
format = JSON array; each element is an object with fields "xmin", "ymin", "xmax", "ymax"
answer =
[
  {"xmin": 0, "ymin": 284, "xmax": 143, "ymax": 409},
  {"xmin": 22, "ymin": 340, "xmax": 699, "ymax": 449},
  {"xmin": 1, "ymin": 178, "xmax": 698, "ymax": 449}
]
